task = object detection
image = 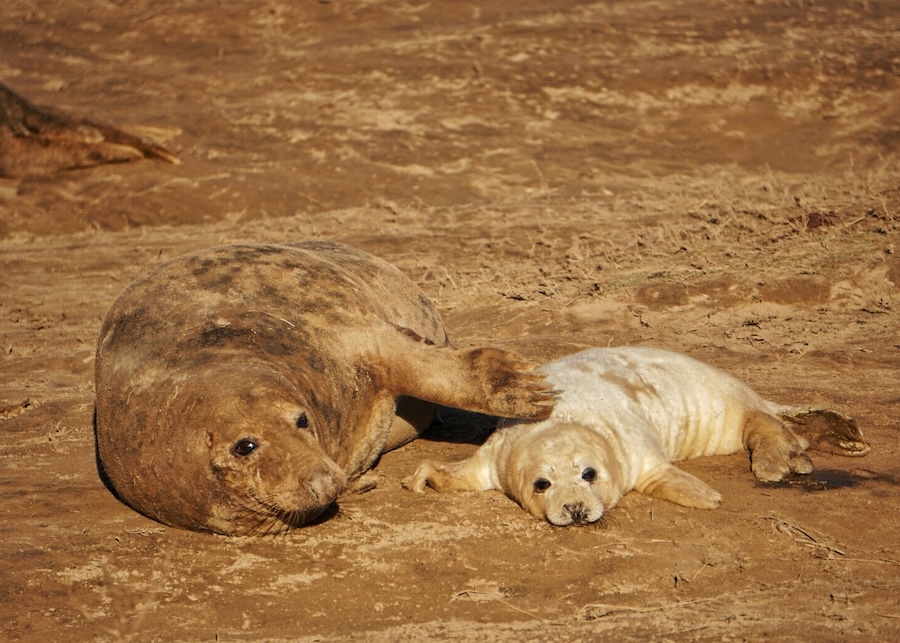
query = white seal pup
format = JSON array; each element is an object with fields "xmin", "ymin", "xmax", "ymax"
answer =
[{"xmin": 404, "ymin": 346, "xmax": 869, "ymax": 525}]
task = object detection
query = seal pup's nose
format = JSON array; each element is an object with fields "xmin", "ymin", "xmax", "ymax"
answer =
[{"xmin": 564, "ymin": 502, "xmax": 589, "ymax": 524}]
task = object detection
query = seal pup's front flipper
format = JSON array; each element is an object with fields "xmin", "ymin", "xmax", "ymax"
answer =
[
  {"xmin": 635, "ymin": 463, "xmax": 722, "ymax": 509},
  {"xmin": 402, "ymin": 451, "xmax": 497, "ymax": 494}
]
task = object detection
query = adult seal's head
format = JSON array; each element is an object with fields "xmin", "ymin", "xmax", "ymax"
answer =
[
  {"xmin": 95, "ymin": 241, "xmax": 554, "ymax": 535},
  {"xmin": 100, "ymin": 358, "xmax": 347, "ymax": 534}
]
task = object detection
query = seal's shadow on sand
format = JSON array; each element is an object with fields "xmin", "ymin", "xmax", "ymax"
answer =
[
  {"xmin": 763, "ymin": 468, "xmax": 900, "ymax": 493},
  {"xmin": 421, "ymin": 407, "xmax": 499, "ymax": 445},
  {"xmin": 93, "ymin": 408, "xmax": 121, "ymax": 502}
]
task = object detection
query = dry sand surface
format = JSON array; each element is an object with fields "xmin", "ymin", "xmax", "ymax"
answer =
[{"xmin": 2, "ymin": 0, "xmax": 899, "ymax": 640}]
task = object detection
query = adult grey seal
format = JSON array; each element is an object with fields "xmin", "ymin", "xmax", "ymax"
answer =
[
  {"xmin": 95, "ymin": 241, "xmax": 554, "ymax": 535},
  {"xmin": 404, "ymin": 346, "xmax": 869, "ymax": 525},
  {"xmin": 0, "ymin": 81, "xmax": 177, "ymax": 177}
]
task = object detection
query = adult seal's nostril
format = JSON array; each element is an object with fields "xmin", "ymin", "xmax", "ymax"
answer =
[{"xmin": 304, "ymin": 462, "xmax": 345, "ymax": 503}]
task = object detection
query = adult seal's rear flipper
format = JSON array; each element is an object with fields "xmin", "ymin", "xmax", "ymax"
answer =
[{"xmin": 0, "ymin": 81, "xmax": 178, "ymax": 177}]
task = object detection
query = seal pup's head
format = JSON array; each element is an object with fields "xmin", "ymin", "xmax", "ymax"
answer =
[
  {"xmin": 502, "ymin": 422, "xmax": 624, "ymax": 526},
  {"xmin": 97, "ymin": 361, "xmax": 348, "ymax": 536}
]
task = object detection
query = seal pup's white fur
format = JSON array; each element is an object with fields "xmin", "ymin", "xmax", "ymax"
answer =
[{"xmin": 405, "ymin": 346, "xmax": 867, "ymax": 525}]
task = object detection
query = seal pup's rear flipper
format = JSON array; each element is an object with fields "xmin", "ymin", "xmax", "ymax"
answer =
[
  {"xmin": 636, "ymin": 464, "xmax": 722, "ymax": 509},
  {"xmin": 743, "ymin": 412, "xmax": 814, "ymax": 482}
]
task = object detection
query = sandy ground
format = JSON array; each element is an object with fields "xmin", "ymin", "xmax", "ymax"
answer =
[{"xmin": 1, "ymin": 0, "xmax": 899, "ymax": 640}]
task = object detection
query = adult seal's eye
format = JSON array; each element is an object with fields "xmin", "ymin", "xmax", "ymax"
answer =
[
  {"xmin": 534, "ymin": 478, "xmax": 551, "ymax": 493},
  {"xmin": 232, "ymin": 439, "xmax": 258, "ymax": 457},
  {"xmin": 295, "ymin": 413, "xmax": 309, "ymax": 429},
  {"xmin": 582, "ymin": 467, "xmax": 597, "ymax": 482}
]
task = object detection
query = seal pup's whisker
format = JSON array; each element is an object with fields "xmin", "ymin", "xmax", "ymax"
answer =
[
  {"xmin": 591, "ymin": 512, "xmax": 618, "ymax": 531},
  {"xmin": 249, "ymin": 516, "xmax": 282, "ymax": 538}
]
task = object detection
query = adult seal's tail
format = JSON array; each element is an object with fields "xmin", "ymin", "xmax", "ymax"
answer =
[{"xmin": 94, "ymin": 241, "xmax": 554, "ymax": 535}]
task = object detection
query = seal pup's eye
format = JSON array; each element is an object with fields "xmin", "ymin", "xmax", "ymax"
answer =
[
  {"xmin": 232, "ymin": 439, "xmax": 258, "ymax": 457},
  {"xmin": 295, "ymin": 413, "xmax": 309, "ymax": 429},
  {"xmin": 582, "ymin": 467, "xmax": 597, "ymax": 483},
  {"xmin": 534, "ymin": 478, "xmax": 552, "ymax": 493}
]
